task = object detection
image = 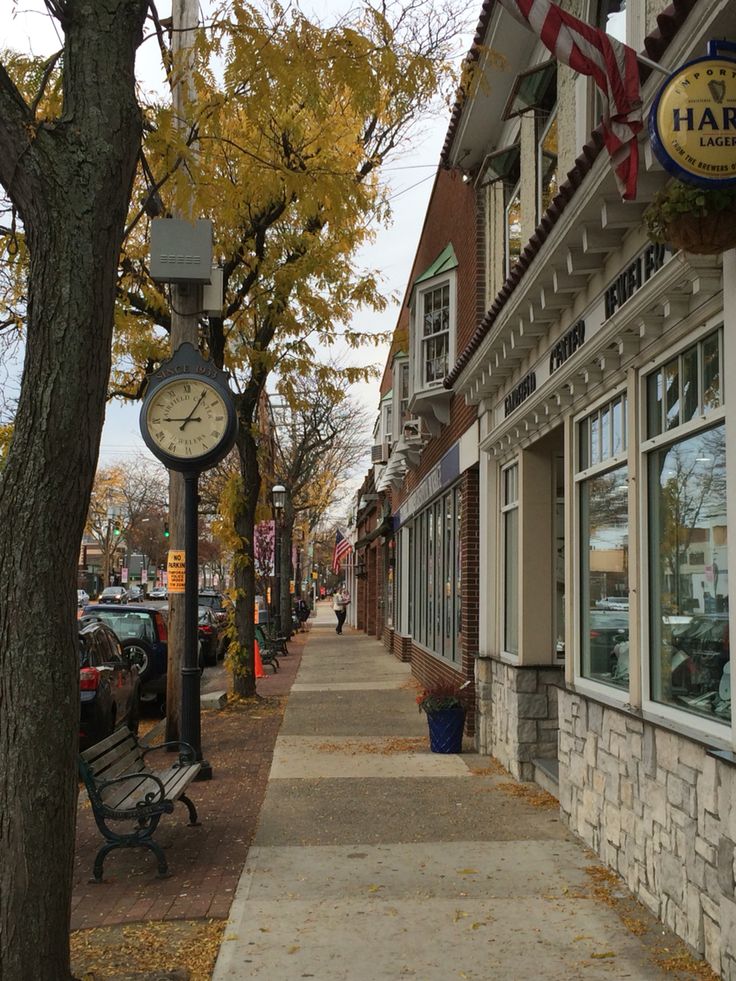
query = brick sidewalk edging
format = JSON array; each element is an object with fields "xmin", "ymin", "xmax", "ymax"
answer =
[{"xmin": 71, "ymin": 632, "xmax": 306, "ymax": 931}]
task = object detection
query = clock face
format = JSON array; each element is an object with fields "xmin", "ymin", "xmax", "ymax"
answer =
[{"xmin": 145, "ymin": 379, "xmax": 229, "ymax": 461}]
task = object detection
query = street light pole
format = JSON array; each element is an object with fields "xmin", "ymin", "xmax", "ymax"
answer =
[{"xmin": 271, "ymin": 484, "xmax": 286, "ymax": 635}]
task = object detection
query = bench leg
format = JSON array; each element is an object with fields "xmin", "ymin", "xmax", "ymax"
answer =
[
  {"xmin": 180, "ymin": 793, "xmax": 200, "ymax": 826},
  {"xmin": 91, "ymin": 838, "xmax": 169, "ymax": 882}
]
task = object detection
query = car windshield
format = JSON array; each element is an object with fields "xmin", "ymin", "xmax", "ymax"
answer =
[
  {"xmin": 91, "ymin": 609, "xmax": 156, "ymax": 643},
  {"xmin": 198, "ymin": 594, "xmax": 223, "ymax": 609}
]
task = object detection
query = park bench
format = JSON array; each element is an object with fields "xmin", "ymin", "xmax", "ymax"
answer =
[
  {"xmin": 78, "ymin": 726, "xmax": 201, "ymax": 882},
  {"xmin": 255, "ymin": 625, "xmax": 280, "ymax": 672}
]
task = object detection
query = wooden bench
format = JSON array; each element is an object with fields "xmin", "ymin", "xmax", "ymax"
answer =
[
  {"xmin": 255, "ymin": 625, "xmax": 280, "ymax": 672},
  {"xmin": 78, "ymin": 726, "xmax": 202, "ymax": 882}
]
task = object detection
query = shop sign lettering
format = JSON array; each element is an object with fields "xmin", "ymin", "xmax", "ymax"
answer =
[
  {"xmin": 549, "ymin": 320, "xmax": 586, "ymax": 374},
  {"xmin": 604, "ymin": 243, "xmax": 667, "ymax": 320},
  {"xmin": 504, "ymin": 371, "xmax": 537, "ymax": 418}
]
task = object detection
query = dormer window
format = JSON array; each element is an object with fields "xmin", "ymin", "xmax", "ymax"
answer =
[{"xmin": 409, "ymin": 244, "xmax": 458, "ymax": 397}]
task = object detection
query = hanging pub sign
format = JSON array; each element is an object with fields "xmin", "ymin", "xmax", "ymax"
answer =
[{"xmin": 649, "ymin": 40, "xmax": 736, "ymax": 187}]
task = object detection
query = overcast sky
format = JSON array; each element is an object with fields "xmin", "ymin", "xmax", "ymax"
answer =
[{"xmin": 5, "ymin": 1, "xmax": 476, "ymax": 472}]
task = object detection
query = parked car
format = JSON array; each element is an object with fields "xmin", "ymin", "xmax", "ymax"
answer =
[
  {"xmin": 587, "ymin": 609, "xmax": 629, "ymax": 676},
  {"xmin": 198, "ymin": 605, "xmax": 226, "ymax": 665},
  {"xmin": 99, "ymin": 585, "xmax": 129, "ymax": 605},
  {"xmin": 594, "ymin": 596, "xmax": 629, "ymax": 611},
  {"xmin": 77, "ymin": 588, "xmax": 90, "ymax": 608},
  {"xmin": 670, "ymin": 613, "xmax": 730, "ymax": 698},
  {"xmin": 128, "ymin": 584, "xmax": 143, "ymax": 602},
  {"xmin": 148, "ymin": 586, "xmax": 168, "ymax": 601},
  {"xmin": 198, "ymin": 589, "xmax": 228, "ymax": 623},
  {"xmin": 78, "ymin": 617, "xmax": 140, "ymax": 749},
  {"xmin": 83, "ymin": 603, "xmax": 169, "ymax": 706}
]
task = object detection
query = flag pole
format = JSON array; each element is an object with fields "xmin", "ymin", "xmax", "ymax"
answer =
[{"xmin": 636, "ymin": 52, "xmax": 670, "ymax": 76}]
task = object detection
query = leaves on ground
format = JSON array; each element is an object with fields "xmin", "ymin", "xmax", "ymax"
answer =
[
  {"xmin": 70, "ymin": 920, "xmax": 224, "ymax": 981},
  {"xmin": 496, "ymin": 782, "xmax": 558, "ymax": 809},
  {"xmin": 315, "ymin": 737, "xmax": 427, "ymax": 755}
]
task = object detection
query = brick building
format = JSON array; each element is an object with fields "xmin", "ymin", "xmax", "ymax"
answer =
[{"xmin": 360, "ymin": 0, "xmax": 736, "ymax": 976}]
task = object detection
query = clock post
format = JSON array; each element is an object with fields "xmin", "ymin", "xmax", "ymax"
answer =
[{"xmin": 140, "ymin": 343, "xmax": 238, "ymax": 778}]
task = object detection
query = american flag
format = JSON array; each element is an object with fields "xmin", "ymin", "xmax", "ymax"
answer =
[
  {"xmin": 497, "ymin": 0, "xmax": 642, "ymax": 200},
  {"xmin": 332, "ymin": 530, "xmax": 353, "ymax": 574}
]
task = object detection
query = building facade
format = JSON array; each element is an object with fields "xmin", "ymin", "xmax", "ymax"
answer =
[{"xmin": 365, "ymin": 0, "xmax": 736, "ymax": 975}]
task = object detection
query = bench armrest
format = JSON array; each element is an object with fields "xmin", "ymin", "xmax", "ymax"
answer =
[{"xmin": 141, "ymin": 740, "xmax": 197, "ymax": 767}]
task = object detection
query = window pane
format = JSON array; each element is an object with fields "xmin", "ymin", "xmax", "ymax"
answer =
[
  {"xmin": 612, "ymin": 398, "xmax": 624, "ymax": 457},
  {"xmin": 649, "ymin": 424, "xmax": 728, "ymax": 723},
  {"xmin": 424, "ymin": 333, "xmax": 448, "ymax": 383},
  {"xmin": 665, "ymin": 358, "xmax": 680, "ymax": 431},
  {"xmin": 426, "ymin": 509, "xmax": 433, "ymax": 645},
  {"xmin": 647, "ymin": 370, "xmax": 663, "ymax": 439},
  {"xmin": 590, "ymin": 414, "xmax": 601, "ymax": 466},
  {"xmin": 580, "ymin": 466, "xmax": 629, "ymax": 688},
  {"xmin": 703, "ymin": 331, "xmax": 721, "ymax": 412},
  {"xmin": 601, "ymin": 405, "xmax": 611, "ymax": 461},
  {"xmin": 506, "ymin": 187, "xmax": 522, "ymax": 272},
  {"xmin": 504, "ymin": 505, "xmax": 519, "ymax": 655},
  {"xmin": 682, "ymin": 345, "xmax": 699, "ymax": 424},
  {"xmin": 444, "ymin": 494, "xmax": 453, "ymax": 658}
]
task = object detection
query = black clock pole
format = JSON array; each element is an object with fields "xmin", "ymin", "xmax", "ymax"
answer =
[{"xmin": 182, "ymin": 469, "xmax": 212, "ymax": 780}]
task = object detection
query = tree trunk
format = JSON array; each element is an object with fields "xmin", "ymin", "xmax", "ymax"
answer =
[
  {"xmin": 0, "ymin": 3, "xmax": 146, "ymax": 977},
  {"xmin": 231, "ymin": 401, "xmax": 261, "ymax": 698}
]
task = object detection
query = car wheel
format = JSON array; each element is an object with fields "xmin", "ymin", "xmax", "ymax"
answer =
[{"xmin": 121, "ymin": 638, "xmax": 155, "ymax": 682}]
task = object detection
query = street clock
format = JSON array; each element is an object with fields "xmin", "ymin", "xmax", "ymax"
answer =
[{"xmin": 140, "ymin": 342, "xmax": 237, "ymax": 472}]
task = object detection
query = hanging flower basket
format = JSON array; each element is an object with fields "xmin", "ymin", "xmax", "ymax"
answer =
[
  {"xmin": 663, "ymin": 209, "xmax": 736, "ymax": 255},
  {"xmin": 644, "ymin": 181, "xmax": 736, "ymax": 256}
]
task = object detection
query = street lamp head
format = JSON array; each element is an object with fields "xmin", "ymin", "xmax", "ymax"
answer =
[{"xmin": 271, "ymin": 484, "xmax": 287, "ymax": 510}]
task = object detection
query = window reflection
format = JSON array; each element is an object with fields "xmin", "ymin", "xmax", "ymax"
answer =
[
  {"xmin": 580, "ymin": 466, "xmax": 629, "ymax": 687},
  {"xmin": 649, "ymin": 425, "xmax": 729, "ymax": 723}
]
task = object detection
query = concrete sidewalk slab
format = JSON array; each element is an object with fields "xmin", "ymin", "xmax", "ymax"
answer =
[
  {"xmin": 270, "ymin": 735, "xmax": 470, "ymax": 779},
  {"xmin": 213, "ymin": 608, "xmax": 697, "ymax": 981}
]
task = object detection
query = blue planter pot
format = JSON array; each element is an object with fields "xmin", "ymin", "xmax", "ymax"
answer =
[{"xmin": 426, "ymin": 706, "xmax": 466, "ymax": 753}]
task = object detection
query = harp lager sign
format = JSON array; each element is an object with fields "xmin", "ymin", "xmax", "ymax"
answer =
[{"xmin": 649, "ymin": 41, "xmax": 736, "ymax": 187}]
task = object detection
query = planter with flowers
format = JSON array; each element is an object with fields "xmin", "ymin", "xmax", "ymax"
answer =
[
  {"xmin": 417, "ymin": 683, "xmax": 468, "ymax": 754},
  {"xmin": 644, "ymin": 180, "xmax": 736, "ymax": 255}
]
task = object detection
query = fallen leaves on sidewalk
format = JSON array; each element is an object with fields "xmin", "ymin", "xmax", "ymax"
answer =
[
  {"xmin": 315, "ymin": 737, "xmax": 427, "ymax": 755},
  {"xmin": 70, "ymin": 920, "xmax": 224, "ymax": 981},
  {"xmin": 495, "ymin": 781, "xmax": 558, "ymax": 809}
]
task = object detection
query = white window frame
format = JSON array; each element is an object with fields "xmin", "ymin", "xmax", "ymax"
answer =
[
  {"xmin": 381, "ymin": 395, "xmax": 393, "ymax": 446},
  {"xmin": 410, "ymin": 271, "xmax": 457, "ymax": 397},
  {"xmin": 639, "ymin": 319, "xmax": 730, "ymax": 746},
  {"xmin": 573, "ymin": 383, "xmax": 631, "ymax": 705},
  {"xmin": 501, "ymin": 460, "xmax": 520, "ymax": 659},
  {"xmin": 392, "ymin": 357, "xmax": 410, "ymax": 443}
]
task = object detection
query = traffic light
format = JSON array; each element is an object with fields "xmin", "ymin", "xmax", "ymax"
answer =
[
  {"xmin": 164, "ymin": 521, "xmax": 170, "ymax": 538},
  {"xmin": 113, "ymin": 521, "xmax": 121, "ymax": 537}
]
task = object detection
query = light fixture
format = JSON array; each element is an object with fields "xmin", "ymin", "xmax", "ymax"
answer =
[{"xmin": 272, "ymin": 484, "xmax": 287, "ymax": 510}]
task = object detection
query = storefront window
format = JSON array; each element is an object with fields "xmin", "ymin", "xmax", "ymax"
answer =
[
  {"xmin": 502, "ymin": 463, "xmax": 519, "ymax": 655},
  {"xmin": 577, "ymin": 395, "xmax": 629, "ymax": 689},
  {"xmin": 455, "ymin": 487, "xmax": 463, "ymax": 660},
  {"xmin": 407, "ymin": 486, "xmax": 463, "ymax": 662},
  {"xmin": 646, "ymin": 328, "xmax": 727, "ymax": 725}
]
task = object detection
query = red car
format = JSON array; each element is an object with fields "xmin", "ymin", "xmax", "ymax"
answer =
[{"xmin": 78, "ymin": 617, "xmax": 140, "ymax": 748}]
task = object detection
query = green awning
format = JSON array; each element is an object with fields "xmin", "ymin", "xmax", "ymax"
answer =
[{"xmin": 414, "ymin": 243, "xmax": 458, "ymax": 287}]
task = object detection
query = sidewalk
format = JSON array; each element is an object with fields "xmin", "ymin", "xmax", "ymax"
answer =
[{"xmin": 214, "ymin": 608, "xmax": 709, "ymax": 981}]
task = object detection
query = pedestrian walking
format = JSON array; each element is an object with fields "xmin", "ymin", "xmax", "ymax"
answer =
[{"xmin": 332, "ymin": 585, "xmax": 350, "ymax": 634}]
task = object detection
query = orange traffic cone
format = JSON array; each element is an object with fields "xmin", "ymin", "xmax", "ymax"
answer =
[{"xmin": 254, "ymin": 639, "xmax": 266, "ymax": 679}]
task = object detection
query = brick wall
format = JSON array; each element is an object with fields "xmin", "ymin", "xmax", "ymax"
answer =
[{"xmin": 392, "ymin": 632, "xmax": 412, "ymax": 662}]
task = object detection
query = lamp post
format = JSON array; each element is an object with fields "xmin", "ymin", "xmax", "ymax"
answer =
[{"xmin": 271, "ymin": 484, "xmax": 286, "ymax": 635}]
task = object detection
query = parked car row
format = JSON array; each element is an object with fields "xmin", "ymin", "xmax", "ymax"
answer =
[{"xmin": 78, "ymin": 617, "xmax": 140, "ymax": 749}]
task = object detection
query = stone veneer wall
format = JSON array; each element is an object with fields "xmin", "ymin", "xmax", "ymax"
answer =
[
  {"xmin": 558, "ymin": 688, "xmax": 736, "ymax": 980},
  {"xmin": 476, "ymin": 657, "xmax": 563, "ymax": 780}
]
